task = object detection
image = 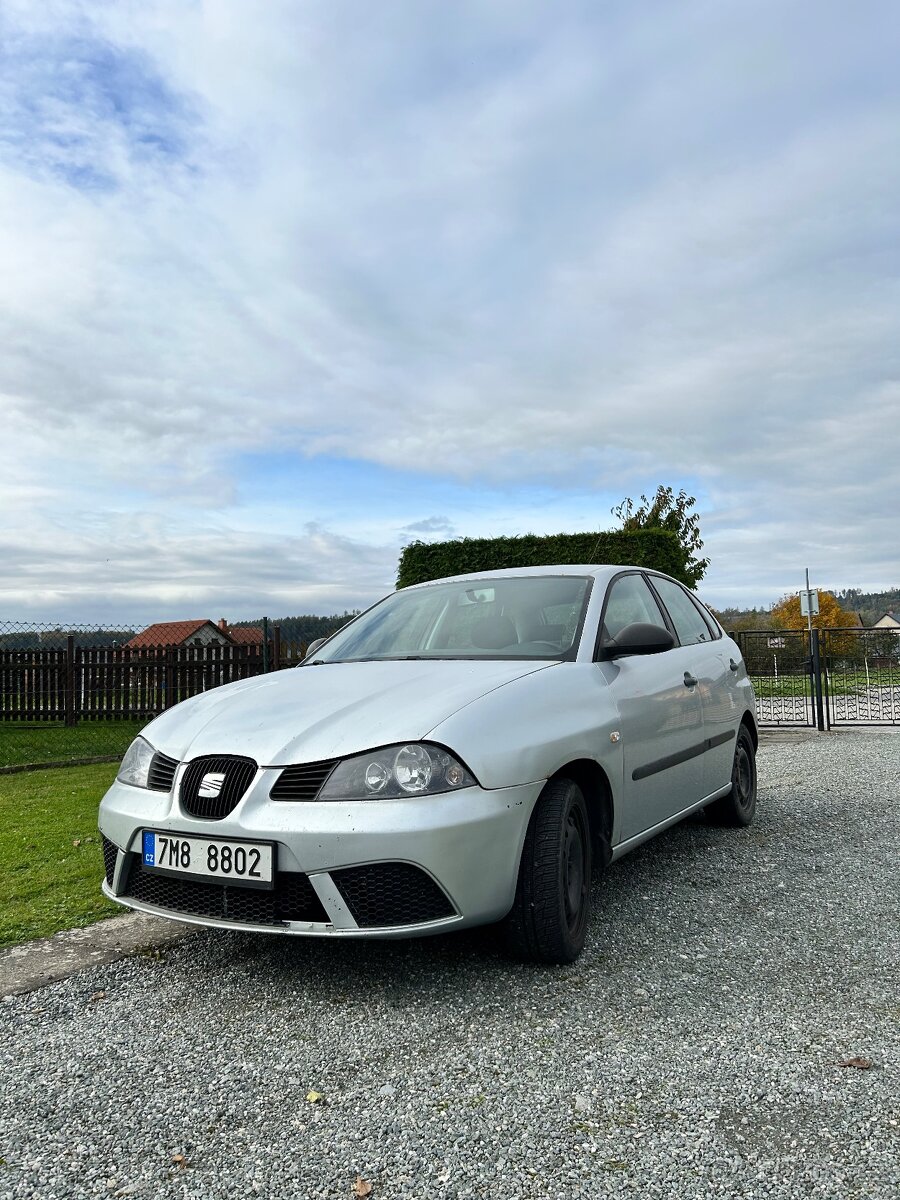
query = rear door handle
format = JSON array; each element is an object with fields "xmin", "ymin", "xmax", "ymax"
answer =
[{"xmin": 684, "ymin": 672, "xmax": 698, "ymax": 688}]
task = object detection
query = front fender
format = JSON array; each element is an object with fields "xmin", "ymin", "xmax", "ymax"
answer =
[{"xmin": 426, "ymin": 661, "xmax": 622, "ymax": 801}]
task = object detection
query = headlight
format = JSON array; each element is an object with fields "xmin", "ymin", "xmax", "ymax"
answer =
[
  {"xmin": 117, "ymin": 736, "xmax": 156, "ymax": 789},
  {"xmin": 318, "ymin": 743, "xmax": 476, "ymax": 801}
]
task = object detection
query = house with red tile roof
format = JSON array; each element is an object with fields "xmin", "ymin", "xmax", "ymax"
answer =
[
  {"xmin": 125, "ymin": 618, "xmax": 266, "ymax": 649},
  {"xmin": 225, "ymin": 622, "xmax": 264, "ymax": 645},
  {"xmin": 125, "ymin": 619, "xmax": 234, "ymax": 649}
]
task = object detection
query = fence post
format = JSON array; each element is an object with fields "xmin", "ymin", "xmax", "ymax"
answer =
[
  {"xmin": 262, "ymin": 617, "xmax": 270, "ymax": 673},
  {"xmin": 820, "ymin": 631, "xmax": 832, "ymax": 731},
  {"xmin": 165, "ymin": 648, "xmax": 175, "ymax": 708},
  {"xmin": 811, "ymin": 628, "xmax": 826, "ymax": 732},
  {"xmin": 272, "ymin": 624, "xmax": 281, "ymax": 671},
  {"xmin": 64, "ymin": 635, "xmax": 76, "ymax": 727}
]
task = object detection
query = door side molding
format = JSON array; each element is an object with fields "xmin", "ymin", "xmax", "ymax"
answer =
[{"xmin": 632, "ymin": 729, "xmax": 735, "ymax": 782}]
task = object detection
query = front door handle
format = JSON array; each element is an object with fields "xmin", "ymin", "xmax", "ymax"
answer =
[{"xmin": 684, "ymin": 672, "xmax": 698, "ymax": 688}]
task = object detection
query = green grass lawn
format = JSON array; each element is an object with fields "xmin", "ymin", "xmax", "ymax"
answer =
[
  {"xmin": 0, "ymin": 763, "xmax": 120, "ymax": 948},
  {"xmin": 750, "ymin": 677, "xmax": 813, "ymax": 699},
  {"xmin": 0, "ymin": 720, "xmax": 144, "ymax": 768},
  {"xmin": 751, "ymin": 671, "xmax": 898, "ymax": 698}
]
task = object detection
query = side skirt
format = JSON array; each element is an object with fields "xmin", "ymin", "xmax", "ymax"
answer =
[{"xmin": 609, "ymin": 782, "xmax": 733, "ymax": 863}]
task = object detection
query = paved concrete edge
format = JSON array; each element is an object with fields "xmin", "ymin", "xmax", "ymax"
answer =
[{"xmin": 0, "ymin": 912, "xmax": 193, "ymax": 998}]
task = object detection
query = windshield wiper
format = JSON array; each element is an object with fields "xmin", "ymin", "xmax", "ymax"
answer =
[{"xmin": 307, "ymin": 655, "xmax": 436, "ymax": 665}]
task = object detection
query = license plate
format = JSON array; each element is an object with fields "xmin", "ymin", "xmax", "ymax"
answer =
[{"xmin": 141, "ymin": 831, "xmax": 274, "ymax": 889}]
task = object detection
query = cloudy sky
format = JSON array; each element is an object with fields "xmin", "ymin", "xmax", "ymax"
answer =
[{"xmin": 1, "ymin": 0, "xmax": 898, "ymax": 626}]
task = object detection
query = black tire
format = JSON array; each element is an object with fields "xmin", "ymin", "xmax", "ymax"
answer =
[
  {"xmin": 502, "ymin": 777, "xmax": 593, "ymax": 964},
  {"xmin": 705, "ymin": 725, "xmax": 757, "ymax": 826}
]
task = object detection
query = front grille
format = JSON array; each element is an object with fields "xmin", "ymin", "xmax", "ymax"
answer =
[
  {"xmin": 121, "ymin": 857, "xmax": 329, "ymax": 925},
  {"xmin": 102, "ymin": 836, "xmax": 119, "ymax": 886},
  {"xmin": 180, "ymin": 755, "xmax": 257, "ymax": 820},
  {"xmin": 270, "ymin": 759, "xmax": 339, "ymax": 801},
  {"xmin": 332, "ymin": 863, "xmax": 455, "ymax": 928},
  {"xmin": 148, "ymin": 752, "xmax": 179, "ymax": 792}
]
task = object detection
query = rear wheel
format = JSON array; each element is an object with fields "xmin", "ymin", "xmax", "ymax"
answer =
[
  {"xmin": 705, "ymin": 725, "xmax": 757, "ymax": 826},
  {"xmin": 502, "ymin": 777, "xmax": 592, "ymax": 964}
]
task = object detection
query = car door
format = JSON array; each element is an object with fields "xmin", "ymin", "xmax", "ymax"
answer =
[
  {"xmin": 597, "ymin": 573, "xmax": 705, "ymax": 844},
  {"xmin": 647, "ymin": 575, "xmax": 735, "ymax": 799}
]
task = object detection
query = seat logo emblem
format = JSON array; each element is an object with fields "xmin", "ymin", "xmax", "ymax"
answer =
[{"xmin": 198, "ymin": 771, "xmax": 226, "ymax": 798}]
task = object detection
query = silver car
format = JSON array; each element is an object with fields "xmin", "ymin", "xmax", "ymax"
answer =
[{"xmin": 99, "ymin": 565, "xmax": 757, "ymax": 963}]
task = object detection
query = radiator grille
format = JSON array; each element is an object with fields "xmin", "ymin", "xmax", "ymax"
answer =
[
  {"xmin": 179, "ymin": 755, "xmax": 257, "ymax": 820},
  {"xmin": 121, "ymin": 857, "xmax": 329, "ymax": 925},
  {"xmin": 148, "ymin": 752, "xmax": 179, "ymax": 792},
  {"xmin": 270, "ymin": 759, "xmax": 339, "ymax": 801},
  {"xmin": 332, "ymin": 863, "xmax": 455, "ymax": 928}
]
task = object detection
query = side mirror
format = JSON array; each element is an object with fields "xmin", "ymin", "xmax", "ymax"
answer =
[
  {"xmin": 602, "ymin": 623, "xmax": 675, "ymax": 659},
  {"xmin": 304, "ymin": 637, "xmax": 327, "ymax": 659}
]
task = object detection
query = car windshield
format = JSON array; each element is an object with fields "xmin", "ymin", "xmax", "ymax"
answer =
[{"xmin": 310, "ymin": 575, "xmax": 593, "ymax": 662}]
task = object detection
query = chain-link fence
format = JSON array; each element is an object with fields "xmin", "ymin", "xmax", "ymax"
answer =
[{"xmin": 0, "ymin": 622, "xmax": 139, "ymax": 651}]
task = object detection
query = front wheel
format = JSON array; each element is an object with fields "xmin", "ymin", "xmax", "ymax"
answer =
[
  {"xmin": 705, "ymin": 725, "xmax": 757, "ymax": 826},
  {"xmin": 502, "ymin": 778, "xmax": 592, "ymax": 964}
]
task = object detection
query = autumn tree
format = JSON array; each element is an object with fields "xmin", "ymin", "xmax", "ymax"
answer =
[
  {"xmin": 770, "ymin": 591, "xmax": 857, "ymax": 630},
  {"xmin": 611, "ymin": 486, "xmax": 710, "ymax": 588},
  {"xmin": 771, "ymin": 591, "xmax": 860, "ymax": 662}
]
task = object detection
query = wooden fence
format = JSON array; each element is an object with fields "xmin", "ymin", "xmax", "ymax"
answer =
[{"xmin": 0, "ymin": 635, "xmax": 308, "ymax": 724}]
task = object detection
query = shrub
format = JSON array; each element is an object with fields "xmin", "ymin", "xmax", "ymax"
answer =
[{"xmin": 397, "ymin": 529, "xmax": 690, "ymax": 588}]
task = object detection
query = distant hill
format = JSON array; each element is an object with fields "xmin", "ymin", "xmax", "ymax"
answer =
[
  {"xmin": 710, "ymin": 587, "xmax": 900, "ymax": 633},
  {"xmin": 832, "ymin": 588, "xmax": 900, "ymax": 627},
  {"xmin": 707, "ymin": 606, "xmax": 775, "ymax": 633}
]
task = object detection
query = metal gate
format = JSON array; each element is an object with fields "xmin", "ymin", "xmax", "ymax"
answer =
[
  {"xmin": 820, "ymin": 627, "xmax": 900, "ymax": 726},
  {"xmin": 736, "ymin": 628, "xmax": 900, "ymax": 728},
  {"xmin": 735, "ymin": 630, "xmax": 818, "ymax": 728}
]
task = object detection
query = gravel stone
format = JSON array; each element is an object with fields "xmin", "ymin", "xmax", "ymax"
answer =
[{"xmin": 0, "ymin": 728, "xmax": 897, "ymax": 1199}]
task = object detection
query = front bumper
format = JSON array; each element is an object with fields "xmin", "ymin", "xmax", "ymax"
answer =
[{"xmin": 98, "ymin": 768, "xmax": 543, "ymax": 939}]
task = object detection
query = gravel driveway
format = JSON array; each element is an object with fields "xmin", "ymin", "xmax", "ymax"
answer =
[{"xmin": 1, "ymin": 729, "xmax": 898, "ymax": 1200}]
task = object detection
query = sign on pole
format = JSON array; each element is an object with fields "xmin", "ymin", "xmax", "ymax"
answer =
[{"xmin": 799, "ymin": 589, "xmax": 819, "ymax": 617}]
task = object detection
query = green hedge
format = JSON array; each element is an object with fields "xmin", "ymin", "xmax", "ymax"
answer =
[{"xmin": 397, "ymin": 529, "xmax": 690, "ymax": 588}]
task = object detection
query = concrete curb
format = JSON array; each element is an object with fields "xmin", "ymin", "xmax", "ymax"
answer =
[{"xmin": 0, "ymin": 912, "xmax": 193, "ymax": 998}]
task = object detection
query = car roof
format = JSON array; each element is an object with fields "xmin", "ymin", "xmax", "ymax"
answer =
[{"xmin": 404, "ymin": 564, "xmax": 674, "ymax": 589}]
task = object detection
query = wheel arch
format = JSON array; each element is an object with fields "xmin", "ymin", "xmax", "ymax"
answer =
[
  {"xmin": 740, "ymin": 710, "xmax": 759, "ymax": 750},
  {"xmin": 549, "ymin": 758, "xmax": 614, "ymax": 867}
]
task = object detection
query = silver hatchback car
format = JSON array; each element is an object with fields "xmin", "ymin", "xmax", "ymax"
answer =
[{"xmin": 99, "ymin": 565, "xmax": 757, "ymax": 963}]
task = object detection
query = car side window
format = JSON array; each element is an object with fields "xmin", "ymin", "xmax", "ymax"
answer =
[
  {"xmin": 601, "ymin": 574, "xmax": 669, "ymax": 642},
  {"xmin": 650, "ymin": 577, "xmax": 714, "ymax": 646},
  {"xmin": 693, "ymin": 597, "xmax": 723, "ymax": 640}
]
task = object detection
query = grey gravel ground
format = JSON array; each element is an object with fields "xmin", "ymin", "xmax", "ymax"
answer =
[{"xmin": 1, "ymin": 729, "xmax": 898, "ymax": 1200}]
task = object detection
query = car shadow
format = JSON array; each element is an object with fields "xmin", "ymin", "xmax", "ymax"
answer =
[{"xmin": 172, "ymin": 807, "xmax": 740, "ymax": 1002}]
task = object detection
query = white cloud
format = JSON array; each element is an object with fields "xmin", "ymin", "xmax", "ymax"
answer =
[{"xmin": 0, "ymin": 0, "xmax": 898, "ymax": 619}]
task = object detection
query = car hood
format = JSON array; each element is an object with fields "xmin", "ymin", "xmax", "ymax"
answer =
[{"xmin": 142, "ymin": 658, "xmax": 559, "ymax": 766}]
